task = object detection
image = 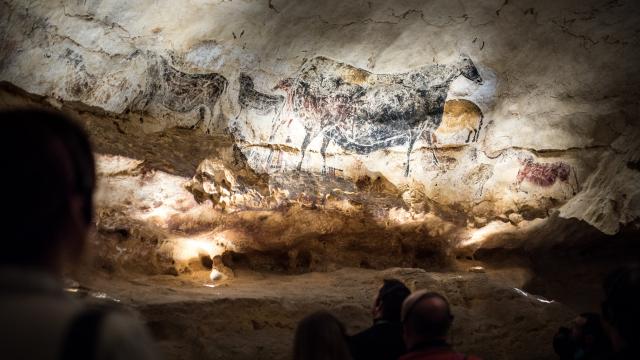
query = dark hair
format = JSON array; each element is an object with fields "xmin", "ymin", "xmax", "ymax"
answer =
[
  {"xmin": 404, "ymin": 292, "xmax": 453, "ymax": 338},
  {"xmin": 293, "ymin": 311, "xmax": 352, "ymax": 360},
  {"xmin": 579, "ymin": 312, "xmax": 605, "ymax": 338},
  {"xmin": 602, "ymin": 264, "xmax": 640, "ymax": 348},
  {"xmin": 377, "ymin": 279, "xmax": 411, "ymax": 322},
  {"xmin": 578, "ymin": 312, "xmax": 612, "ymax": 354},
  {"xmin": 0, "ymin": 109, "xmax": 95, "ymax": 265}
]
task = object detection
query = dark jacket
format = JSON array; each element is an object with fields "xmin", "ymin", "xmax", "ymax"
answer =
[
  {"xmin": 349, "ymin": 320, "xmax": 406, "ymax": 360},
  {"xmin": 399, "ymin": 339, "xmax": 481, "ymax": 360}
]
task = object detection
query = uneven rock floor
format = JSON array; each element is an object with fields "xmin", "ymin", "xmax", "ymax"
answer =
[{"xmin": 78, "ymin": 265, "xmax": 574, "ymax": 360}]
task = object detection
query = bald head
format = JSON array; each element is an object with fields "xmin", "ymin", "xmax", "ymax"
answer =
[{"xmin": 402, "ymin": 291, "xmax": 453, "ymax": 346}]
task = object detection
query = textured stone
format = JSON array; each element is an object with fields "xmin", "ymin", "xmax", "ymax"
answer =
[
  {"xmin": 2, "ymin": 0, "xmax": 638, "ymax": 253},
  {"xmin": 0, "ymin": 1, "xmax": 639, "ymax": 357},
  {"xmin": 79, "ymin": 267, "xmax": 573, "ymax": 360}
]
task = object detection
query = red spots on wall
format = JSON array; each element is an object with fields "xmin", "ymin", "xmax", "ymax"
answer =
[{"xmin": 516, "ymin": 160, "xmax": 571, "ymax": 187}]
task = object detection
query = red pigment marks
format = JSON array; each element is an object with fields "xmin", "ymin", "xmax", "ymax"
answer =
[{"xmin": 516, "ymin": 160, "xmax": 571, "ymax": 187}]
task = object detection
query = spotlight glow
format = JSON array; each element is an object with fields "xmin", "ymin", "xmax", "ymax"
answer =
[
  {"xmin": 513, "ymin": 288, "xmax": 554, "ymax": 304},
  {"xmin": 459, "ymin": 221, "xmax": 514, "ymax": 247}
]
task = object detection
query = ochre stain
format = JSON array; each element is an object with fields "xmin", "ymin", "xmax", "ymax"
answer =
[
  {"xmin": 436, "ymin": 99, "xmax": 483, "ymax": 134},
  {"xmin": 341, "ymin": 68, "xmax": 370, "ymax": 85}
]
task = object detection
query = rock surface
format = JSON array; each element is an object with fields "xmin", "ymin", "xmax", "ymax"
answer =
[
  {"xmin": 1, "ymin": 0, "xmax": 638, "ymax": 272},
  {"xmin": 77, "ymin": 266, "xmax": 573, "ymax": 360},
  {"xmin": 1, "ymin": 1, "xmax": 639, "ymax": 358},
  {"xmin": 0, "ymin": 0, "xmax": 640, "ymax": 262}
]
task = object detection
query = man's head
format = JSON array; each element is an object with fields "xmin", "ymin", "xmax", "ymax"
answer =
[
  {"xmin": 602, "ymin": 264, "xmax": 640, "ymax": 352},
  {"xmin": 554, "ymin": 312, "xmax": 610, "ymax": 358},
  {"xmin": 1, "ymin": 109, "xmax": 95, "ymax": 272},
  {"xmin": 401, "ymin": 290, "xmax": 454, "ymax": 348},
  {"xmin": 373, "ymin": 279, "xmax": 411, "ymax": 322}
]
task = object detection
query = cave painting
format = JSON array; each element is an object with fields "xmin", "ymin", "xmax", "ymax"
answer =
[
  {"xmin": 516, "ymin": 159, "xmax": 571, "ymax": 187},
  {"xmin": 237, "ymin": 73, "xmax": 284, "ymax": 118},
  {"xmin": 434, "ymin": 99, "xmax": 484, "ymax": 143},
  {"xmin": 239, "ymin": 54, "xmax": 483, "ymax": 176},
  {"xmin": 133, "ymin": 55, "xmax": 228, "ymax": 123}
]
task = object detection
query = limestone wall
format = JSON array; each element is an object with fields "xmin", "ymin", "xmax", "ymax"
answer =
[{"xmin": 1, "ymin": 0, "xmax": 639, "ymax": 273}]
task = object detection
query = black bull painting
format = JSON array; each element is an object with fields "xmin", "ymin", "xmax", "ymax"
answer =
[{"xmin": 238, "ymin": 54, "xmax": 483, "ymax": 176}]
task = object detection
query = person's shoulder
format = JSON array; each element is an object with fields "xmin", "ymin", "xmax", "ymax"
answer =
[
  {"xmin": 98, "ymin": 308, "xmax": 159, "ymax": 360},
  {"xmin": 350, "ymin": 325, "xmax": 376, "ymax": 340},
  {"xmin": 351, "ymin": 322, "xmax": 388, "ymax": 339},
  {"xmin": 399, "ymin": 351, "xmax": 482, "ymax": 360}
]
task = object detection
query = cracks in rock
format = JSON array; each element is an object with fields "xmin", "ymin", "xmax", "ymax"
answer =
[
  {"xmin": 61, "ymin": 4, "xmax": 133, "ymax": 39},
  {"xmin": 549, "ymin": 0, "xmax": 631, "ymax": 49},
  {"xmin": 8, "ymin": 4, "xmax": 134, "ymax": 60},
  {"xmin": 6, "ymin": 1, "xmax": 146, "ymax": 61},
  {"xmin": 552, "ymin": 18, "xmax": 630, "ymax": 49},
  {"xmin": 51, "ymin": 32, "xmax": 124, "ymax": 59},
  {"xmin": 298, "ymin": 14, "xmax": 396, "ymax": 28},
  {"xmin": 495, "ymin": 0, "xmax": 509, "ymax": 16},
  {"xmin": 551, "ymin": 19, "xmax": 600, "ymax": 49},
  {"xmin": 387, "ymin": 7, "xmax": 470, "ymax": 28},
  {"xmin": 299, "ymin": 7, "xmax": 471, "ymax": 30},
  {"xmin": 267, "ymin": 0, "xmax": 279, "ymax": 14},
  {"xmin": 482, "ymin": 145, "xmax": 611, "ymax": 160}
]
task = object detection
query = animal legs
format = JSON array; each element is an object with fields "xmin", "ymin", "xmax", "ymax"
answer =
[
  {"xmin": 405, "ymin": 133, "xmax": 419, "ymax": 177},
  {"xmin": 425, "ymin": 130, "xmax": 439, "ymax": 166},
  {"xmin": 234, "ymin": 107, "xmax": 243, "ymax": 120},
  {"xmin": 465, "ymin": 129, "xmax": 472, "ymax": 143},
  {"xmin": 297, "ymin": 131, "xmax": 312, "ymax": 171},
  {"xmin": 268, "ymin": 104, "xmax": 286, "ymax": 142},
  {"xmin": 474, "ymin": 115, "xmax": 483, "ymax": 142},
  {"xmin": 320, "ymin": 135, "xmax": 330, "ymax": 174}
]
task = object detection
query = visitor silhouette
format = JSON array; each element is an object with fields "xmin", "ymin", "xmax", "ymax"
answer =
[
  {"xmin": 602, "ymin": 264, "xmax": 640, "ymax": 359},
  {"xmin": 349, "ymin": 278, "xmax": 411, "ymax": 360},
  {"xmin": 0, "ymin": 109, "xmax": 159, "ymax": 360},
  {"xmin": 400, "ymin": 291, "xmax": 481, "ymax": 360},
  {"xmin": 294, "ymin": 310, "xmax": 352, "ymax": 360},
  {"xmin": 553, "ymin": 312, "xmax": 612, "ymax": 359}
]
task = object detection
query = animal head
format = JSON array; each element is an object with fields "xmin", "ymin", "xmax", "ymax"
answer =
[
  {"xmin": 273, "ymin": 78, "xmax": 294, "ymax": 92},
  {"xmin": 239, "ymin": 73, "xmax": 254, "ymax": 89},
  {"xmin": 457, "ymin": 54, "xmax": 483, "ymax": 85}
]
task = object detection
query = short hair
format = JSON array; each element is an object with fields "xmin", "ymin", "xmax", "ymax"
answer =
[
  {"xmin": 0, "ymin": 109, "xmax": 95, "ymax": 265},
  {"xmin": 602, "ymin": 264, "xmax": 640, "ymax": 347},
  {"xmin": 293, "ymin": 311, "xmax": 352, "ymax": 360},
  {"xmin": 579, "ymin": 312, "xmax": 605, "ymax": 338},
  {"xmin": 377, "ymin": 279, "xmax": 411, "ymax": 322},
  {"xmin": 402, "ymin": 291, "xmax": 453, "ymax": 338}
]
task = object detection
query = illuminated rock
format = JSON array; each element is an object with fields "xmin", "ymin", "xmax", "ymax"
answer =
[
  {"xmin": 85, "ymin": 267, "xmax": 574, "ymax": 360},
  {"xmin": 1, "ymin": 1, "xmax": 639, "ymax": 359},
  {"xmin": 0, "ymin": 0, "xmax": 638, "ymax": 273}
]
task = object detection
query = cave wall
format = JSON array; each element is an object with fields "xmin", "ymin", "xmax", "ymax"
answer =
[{"xmin": 1, "ymin": 0, "xmax": 639, "ymax": 274}]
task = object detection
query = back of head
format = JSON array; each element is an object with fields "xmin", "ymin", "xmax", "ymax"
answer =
[
  {"xmin": 402, "ymin": 291, "xmax": 453, "ymax": 340},
  {"xmin": 377, "ymin": 279, "xmax": 411, "ymax": 322},
  {"xmin": 293, "ymin": 311, "xmax": 352, "ymax": 360},
  {"xmin": 0, "ymin": 109, "xmax": 95, "ymax": 267},
  {"xmin": 579, "ymin": 312, "xmax": 606, "ymax": 340},
  {"xmin": 602, "ymin": 264, "xmax": 640, "ymax": 350}
]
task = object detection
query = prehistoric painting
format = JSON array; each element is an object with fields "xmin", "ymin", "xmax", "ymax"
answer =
[
  {"xmin": 434, "ymin": 99, "xmax": 484, "ymax": 144},
  {"xmin": 238, "ymin": 54, "xmax": 483, "ymax": 176},
  {"xmin": 132, "ymin": 54, "xmax": 228, "ymax": 125},
  {"xmin": 517, "ymin": 159, "xmax": 572, "ymax": 187}
]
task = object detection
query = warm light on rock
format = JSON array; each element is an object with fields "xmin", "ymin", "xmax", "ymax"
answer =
[{"xmin": 1, "ymin": 0, "xmax": 638, "ymax": 358}]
